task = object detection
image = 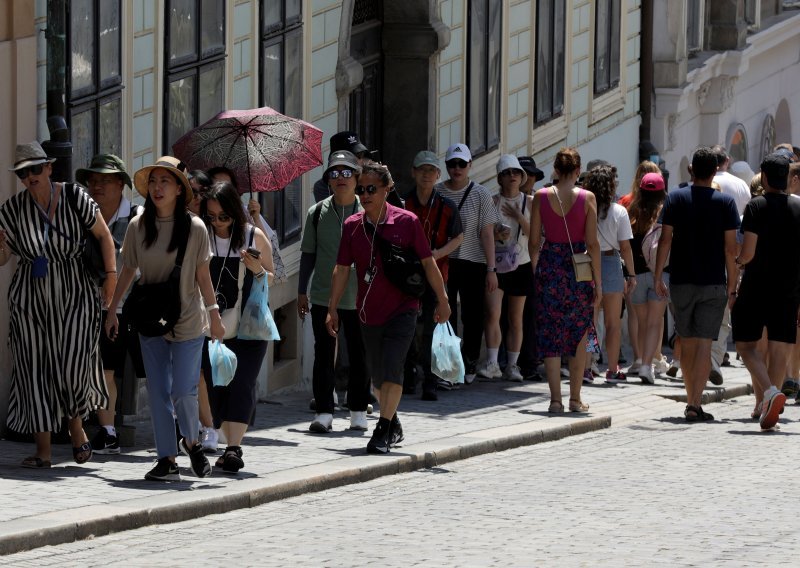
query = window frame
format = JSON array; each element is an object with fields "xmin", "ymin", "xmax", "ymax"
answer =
[
  {"xmin": 686, "ymin": 0, "xmax": 705, "ymax": 54},
  {"xmin": 65, "ymin": 0, "xmax": 123, "ymax": 169},
  {"xmin": 533, "ymin": 0, "xmax": 566, "ymax": 125},
  {"xmin": 465, "ymin": 0, "xmax": 502, "ymax": 157},
  {"xmin": 258, "ymin": 0, "xmax": 304, "ymax": 246},
  {"xmin": 162, "ymin": 0, "xmax": 227, "ymax": 153}
]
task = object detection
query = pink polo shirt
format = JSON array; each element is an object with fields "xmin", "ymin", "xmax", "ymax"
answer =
[{"xmin": 337, "ymin": 203, "xmax": 432, "ymax": 326}]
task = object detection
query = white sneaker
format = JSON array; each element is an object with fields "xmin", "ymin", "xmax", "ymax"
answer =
[
  {"xmin": 367, "ymin": 403, "xmax": 374, "ymax": 415},
  {"xmin": 560, "ymin": 367, "xmax": 570, "ymax": 378},
  {"xmin": 627, "ymin": 359, "xmax": 642, "ymax": 376},
  {"xmin": 590, "ymin": 362, "xmax": 600, "ymax": 376},
  {"xmin": 200, "ymin": 427, "xmax": 218, "ymax": 453},
  {"xmin": 504, "ymin": 364, "xmax": 524, "ymax": 382},
  {"xmin": 477, "ymin": 360, "xmax": 502, "ymax": 379},
  {"xmin": 349, "ymin": 410, "xmax": 368, "ymax": 431},
  {"xmin": 639, "ymin": 364, "xmax": 655, "ymax": 385},
  {"xmin": 216, "ymin": 428, "xmax": 227, "ymax": 445},
  {"xmin": 653, "ymin": 356, "xmax": 669, "ymax": 375},
  {"xmin": 309, "ymin": 413, "xmax": 333, "ymax": 433}
]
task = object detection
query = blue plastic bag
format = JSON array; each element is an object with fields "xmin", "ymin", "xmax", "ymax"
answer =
[
  {"xmin": 431, "ymin": 322, "xmax": 465, "ymax": 384},
  {"xmin": 209, "ymin": 340, "xmax": 238, "ymax": 387},
  {"xmin": 237, "ymin": 277, "xmax": 280, "ymax": 341}
]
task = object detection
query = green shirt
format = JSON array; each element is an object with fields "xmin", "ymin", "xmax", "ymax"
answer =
[{"xmin": 301, "ymin": 196, "xmax": 361, "ymax": 310}]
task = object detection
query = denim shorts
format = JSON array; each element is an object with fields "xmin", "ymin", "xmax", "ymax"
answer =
[
  {"xmin": 600, "ymin": 253, "xmax": 624, "ymax": 294},
  {"xmin": 630, "ymin": 272, "xmax": 668, "ymax": 305}
]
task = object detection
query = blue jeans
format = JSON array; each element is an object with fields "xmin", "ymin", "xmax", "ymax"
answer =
[{"xmin": 139, "ymin": 334, "xmax": 204, "ymax": 459}]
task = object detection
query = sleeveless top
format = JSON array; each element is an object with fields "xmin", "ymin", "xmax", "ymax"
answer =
[{"xmin": 539, "ymin": 188, "xmax": 587, "ymax": 244}]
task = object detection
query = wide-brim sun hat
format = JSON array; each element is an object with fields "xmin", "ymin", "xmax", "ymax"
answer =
[
  {"xmin": 75, "ymin": 153, "xmax": 132, "ymax": 188},
  {"xmin": 496, "ymin": 154, "xmax": 528, "ymax": 186},
  {"xmin": 133, "ymin": 156, "xmax": 193, "ymax": 202},
  {"xmin": 8, "ymin": 141, "xmax": 56, "ymax": 172}
]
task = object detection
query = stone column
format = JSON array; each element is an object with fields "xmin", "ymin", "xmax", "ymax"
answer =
[
  {"xmin": 707, "ymin": 0, "xmax": 747, "ymax": 50},
  {"xmin": 652, "ymin": 0, "xmax": 687, "ymax": 88}
]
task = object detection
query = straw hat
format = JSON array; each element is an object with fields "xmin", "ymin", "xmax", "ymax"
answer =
[{"xmin": 132, "ymin": 156, "xmax": 193, "ymax": 202}]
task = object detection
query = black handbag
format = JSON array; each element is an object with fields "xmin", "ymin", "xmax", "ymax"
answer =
[
  {"xmin": 122, "ymin": 224, "xmax": 189, "ymax": 337},
  {"xmin": 376, "ymin": 235, "xmax": 426, "ymax": 298}
]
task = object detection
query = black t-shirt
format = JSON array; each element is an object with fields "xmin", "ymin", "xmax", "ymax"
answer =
[
  {"xmin": 659, "ymin": 185, "xmax": 740, "ymax": 285},
  {"xmin": 739, "ymin": 193, "xmax": 800, "ymax": 302}
]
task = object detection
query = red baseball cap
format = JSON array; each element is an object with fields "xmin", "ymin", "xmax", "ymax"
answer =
[{"xmin": 640, "ymin": 172, "xmax": 665, "ymax": 191}]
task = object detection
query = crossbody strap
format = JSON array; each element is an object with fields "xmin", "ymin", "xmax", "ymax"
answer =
[
  {"xmin": 456, "ymin": 182, "xmax": 475, "ymax": 211},
  {"xmin": 552, "ymin": 187, "xmax": 577, "ymax": 256}
]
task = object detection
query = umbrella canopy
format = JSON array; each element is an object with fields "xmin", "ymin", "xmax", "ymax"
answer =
[{"xmin": 172, "ymin": 106, "xmax": 323, "ymax": 193}]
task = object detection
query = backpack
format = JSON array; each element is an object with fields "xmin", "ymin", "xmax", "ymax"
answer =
[{"xmin": 641, "ymin": 223, "xmax": 667, "ymax": 273}]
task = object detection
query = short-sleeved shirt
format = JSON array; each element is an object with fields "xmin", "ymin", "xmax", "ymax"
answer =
[
  {"xmin": 300, "ymin": 196, "xmax": 361, "ymax": 310},
  {"xmin": 714, "ymin": 171, "xmax": 751, "ymax": 216},
  {"xmin": 121, "ymin": 214, "xmax": 212, "ymax": 341},
  {"xmin": 403, "ymin": 188, "xmax": 463, "ymax": 281},
  {"xmin": 337, "ymin": 203, "xmax": 432, "ymax": 326},
  {"xmin": 659, "ymin": 185, "xmax": 740, "ymax": 286},
  {"xmin": 739, "ymin": 192, "xmax": 800, "ymax": 302},
  {"xmin": 597, "ymin": 202, "xmax": 633, "ymax": 252},
  {"xmin": 434, "ymin": 180, "xmax": 499, "ymax": 263}
]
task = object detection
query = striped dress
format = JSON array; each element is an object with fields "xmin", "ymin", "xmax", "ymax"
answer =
[{"xmin": 0, "ymin": 183, "xmax": 106, "ymax": 433}]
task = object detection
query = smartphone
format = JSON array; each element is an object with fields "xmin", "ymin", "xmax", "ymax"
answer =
[{"xmin": 246, "ymin": 247, "xmax": 261, "ymax": 259}]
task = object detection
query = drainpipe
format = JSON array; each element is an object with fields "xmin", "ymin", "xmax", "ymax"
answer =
[{"xmin": 639, "ymin": 0, "xmax": 653, "ymax": 154}]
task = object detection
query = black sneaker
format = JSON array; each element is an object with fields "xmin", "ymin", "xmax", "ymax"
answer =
[
  {"xmin": 390, "ymin": 416, "xmax": 404, "ymax": 446},
  {"xmin": 91, "ymin": 428, "xmax": 121, "ymax": 455},
  {"xmin": 179, "ymin": 438, "xmax": 212, "ymax": 478},
  {"xmin": 145, "ymin": 457, "xmax": 181, "ymax": 481},
  {"xmin": 366, "ymin": 420, "xmax": 392, "ymax": 454}
]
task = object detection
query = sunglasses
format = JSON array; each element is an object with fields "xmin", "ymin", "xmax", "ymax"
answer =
[
  {"xmin": 328, "ymin": 169, "xmax": 354, "ymax": 179},
  {"xmin": 445, "ymin": 159, "xmax": 469, "ymax": 169},
  {"xmin": 500, "ymin": 169, "xmax": 522, "ymax": 177},
  {"xmin": 355, "ymin": 184, "xmax": 381, "ymax": 196},
  {"xmin": 15, "ymin": 163, "xmax": 45, "ymax": 180},
  {"xmin": 204, "ymin": 213, "xmax": 232, "ymax": 223}
]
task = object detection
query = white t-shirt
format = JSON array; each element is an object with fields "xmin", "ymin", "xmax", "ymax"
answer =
[
  {"xmin": 597, "ymin": 202, "xmax": 633, "ymax": 252},
  {"xmin": 714, "ymin": 171, "xmax": 751, "ymax": 216},
  {"xmin": 494, "ymin": 192, "xmax": 532, "ymax": 265}
]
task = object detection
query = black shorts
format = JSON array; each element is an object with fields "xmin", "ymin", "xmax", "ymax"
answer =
[
  {"xmin": 731, "ymin": 293, "xmax": 799, "ymax": 344},
  {"xmin": 101, "ymin": 310, "xmax": 146, "ymax": 377},
  {"xmin": 361, "ymin": 310, "xmax": 417, "ymax": 388},
  {"xmin": 497, "ymin": 262, "xmax": 534, "ymax": 297}
]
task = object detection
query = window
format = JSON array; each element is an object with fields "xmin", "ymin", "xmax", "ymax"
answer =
[
  {"xmin": 163, "ymin": 0, "xmax": 226, "ymax": 152},
  {"xmin": 594, "ymin": 0, "xmax": 620, "ymax": 95},
  {"xmin": 534, "ymin": 0, "xmax": 566, "ymax": 124},
  {"xmin": 686, "ymin": 0, "xmax": 704, "ymax": 54},
  {"xmin": 67, "ymin": 0, "xmax": 122, "ymax": 172},
  {"xmin": 259, "ymin": 0, "xmax": 303, "ymax": 245},
  {"xmin": 466, "ymin": 0, "xmax": 501, "ymax": 156}
]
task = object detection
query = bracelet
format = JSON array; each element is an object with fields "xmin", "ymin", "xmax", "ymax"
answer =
[
  {"xmin": 205, "ymin": 303, "xmax": 220, "ymax": 312},
  {"xmin": 486, "ymin": 267, "xmax": 497, "ymax": 273},
  {"xmin": 105, "ymin": 270, "xmax": 117, "ymax": 275},
  {"xmin": 254, "ymin": 270, "xmax": 266, "ymax": 280}
]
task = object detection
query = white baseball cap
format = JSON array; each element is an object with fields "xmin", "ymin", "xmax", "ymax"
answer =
[{"xmin": 445, "ymin": 143, "xmax": 472, "ymax": 163}]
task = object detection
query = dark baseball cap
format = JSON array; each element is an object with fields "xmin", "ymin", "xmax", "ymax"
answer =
[
  {"xmin": 329, "ymin": 131, "xmax": 370, "ymax": 156},
  {"xmin": 517, "ymin": 156, "xmax": 544, "ymax": 182}
]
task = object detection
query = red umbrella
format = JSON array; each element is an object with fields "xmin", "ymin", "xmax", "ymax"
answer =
[{"xmin": 172, "ymin": 106, "xmax": 323, "ymax": 193}]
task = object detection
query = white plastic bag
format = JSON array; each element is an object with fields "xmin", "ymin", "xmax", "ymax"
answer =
[{"xmin": 431, "ymin": 322, "xmax": 465, "ymax": 384}]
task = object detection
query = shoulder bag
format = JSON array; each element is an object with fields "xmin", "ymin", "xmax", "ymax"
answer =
[{"xmin": 494, "ymin": 195, "xmax": 526, "ymax": 274}]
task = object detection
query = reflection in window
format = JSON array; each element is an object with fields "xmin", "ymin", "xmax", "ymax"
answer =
[
  {"xmin": 67, "ymin": 0, "xmax": 122, "ymax": 171},
  {"xmin": 259, "ymin": 1, "xmax": 304, "ymax": 245},
  {"xmin": 467, "ymin": 0, "xmax": 501, "ymax": 156},
  {"xmin": 535, "ymin": 0, "xmax": 566, "ymax": 123},
  {"xmin": 594, "ymin": 0, "xmax": 620, "ymax": 95},
  {"xmin": 164, "ymin": 0, "xmax": 226, "ymax": 152}
]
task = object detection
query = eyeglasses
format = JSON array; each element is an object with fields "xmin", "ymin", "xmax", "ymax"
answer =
[
  {"xmin": 15, "ymin": 164, "xmax": 45, "ymax": 180},
  {"xmin": 204, "ymin": 213, "xmax": 232, "ymax": 223},
  {"xmin": 355, "ymin": 184, "xmax": 381, "ymax": 196},
  {"xmin": 445, "ymin": 159, "xmax": 469, "ymax": 169},
  {"xmin": 500, "ymin": 169, "xmax": 522, "ymax": 177},
  {"xmin": 328, "ymin": 169, "xmax": 354, "ymax": 179}
]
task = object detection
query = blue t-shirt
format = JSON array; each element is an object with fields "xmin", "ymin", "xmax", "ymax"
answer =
[{"xmin": 659, "ymin": 185, "xmax": 740, "ymax": 286}]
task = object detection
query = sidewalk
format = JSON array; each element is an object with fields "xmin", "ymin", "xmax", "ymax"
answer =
[{"xmin": 0, "ymin": 355, "xmax": 755, "ymax": 555}]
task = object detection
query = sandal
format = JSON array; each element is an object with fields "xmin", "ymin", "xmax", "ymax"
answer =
[
  {"xmin": 685, "ymin": 405, "xmax": 715, "ymax": 423},
  {"xmin": 548, "ymin": 400, "xmax": 564, "ymax": 413},
  {"xmin": 222, "ymin": 446, "xmax": 244, "ymax": 473},
  {"xmin": 569, "ymin": 399, "xmax": 590, "ymax": 413},
  {"xmin": 21, "ymin": 456, "xmax": 52, "ymax": 469},
  {"xmin": 72, "ymin": 442, "xmax": 93, "ymax": 464}
]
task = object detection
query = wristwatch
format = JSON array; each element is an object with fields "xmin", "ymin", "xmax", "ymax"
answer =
[{"xmin": 486, "ymin": 267, "xmax": 497, "ymax": 273}]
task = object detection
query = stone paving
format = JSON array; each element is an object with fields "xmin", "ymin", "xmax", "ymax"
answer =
[
  {"xmin": 3, "ymin": 384, "xmax": 795, "ymax": 567},
  {"xmin": 0, "ymin": 353, "xmax": 757, "ymax": 555}
]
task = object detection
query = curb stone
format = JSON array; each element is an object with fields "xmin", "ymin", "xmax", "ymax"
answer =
[
  {"xmin": 659, "ymin": 383, "xmax": 753, "ymax": 404},
  {"xmin": 0, "ymin": 414, "xmax": 610, "ymax": 556}
]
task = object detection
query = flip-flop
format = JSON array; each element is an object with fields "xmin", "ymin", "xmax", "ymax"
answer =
[
  {"xmin": 21, "ymin": 456, "xmax": 52, "ymax": 469},
  {"xmin": 72, "ymin": 442, "xmax": 92, "ymax": 464}
]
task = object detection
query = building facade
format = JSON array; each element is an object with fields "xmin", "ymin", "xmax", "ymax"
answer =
[{"xmin": 20, "ymin": 0, "xmax": 786, "ymax": 427}]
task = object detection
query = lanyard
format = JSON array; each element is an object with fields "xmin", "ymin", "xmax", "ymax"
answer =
[{"xmin": 32, "ymin": 182, "xmax": 56, "ymax": 255}]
